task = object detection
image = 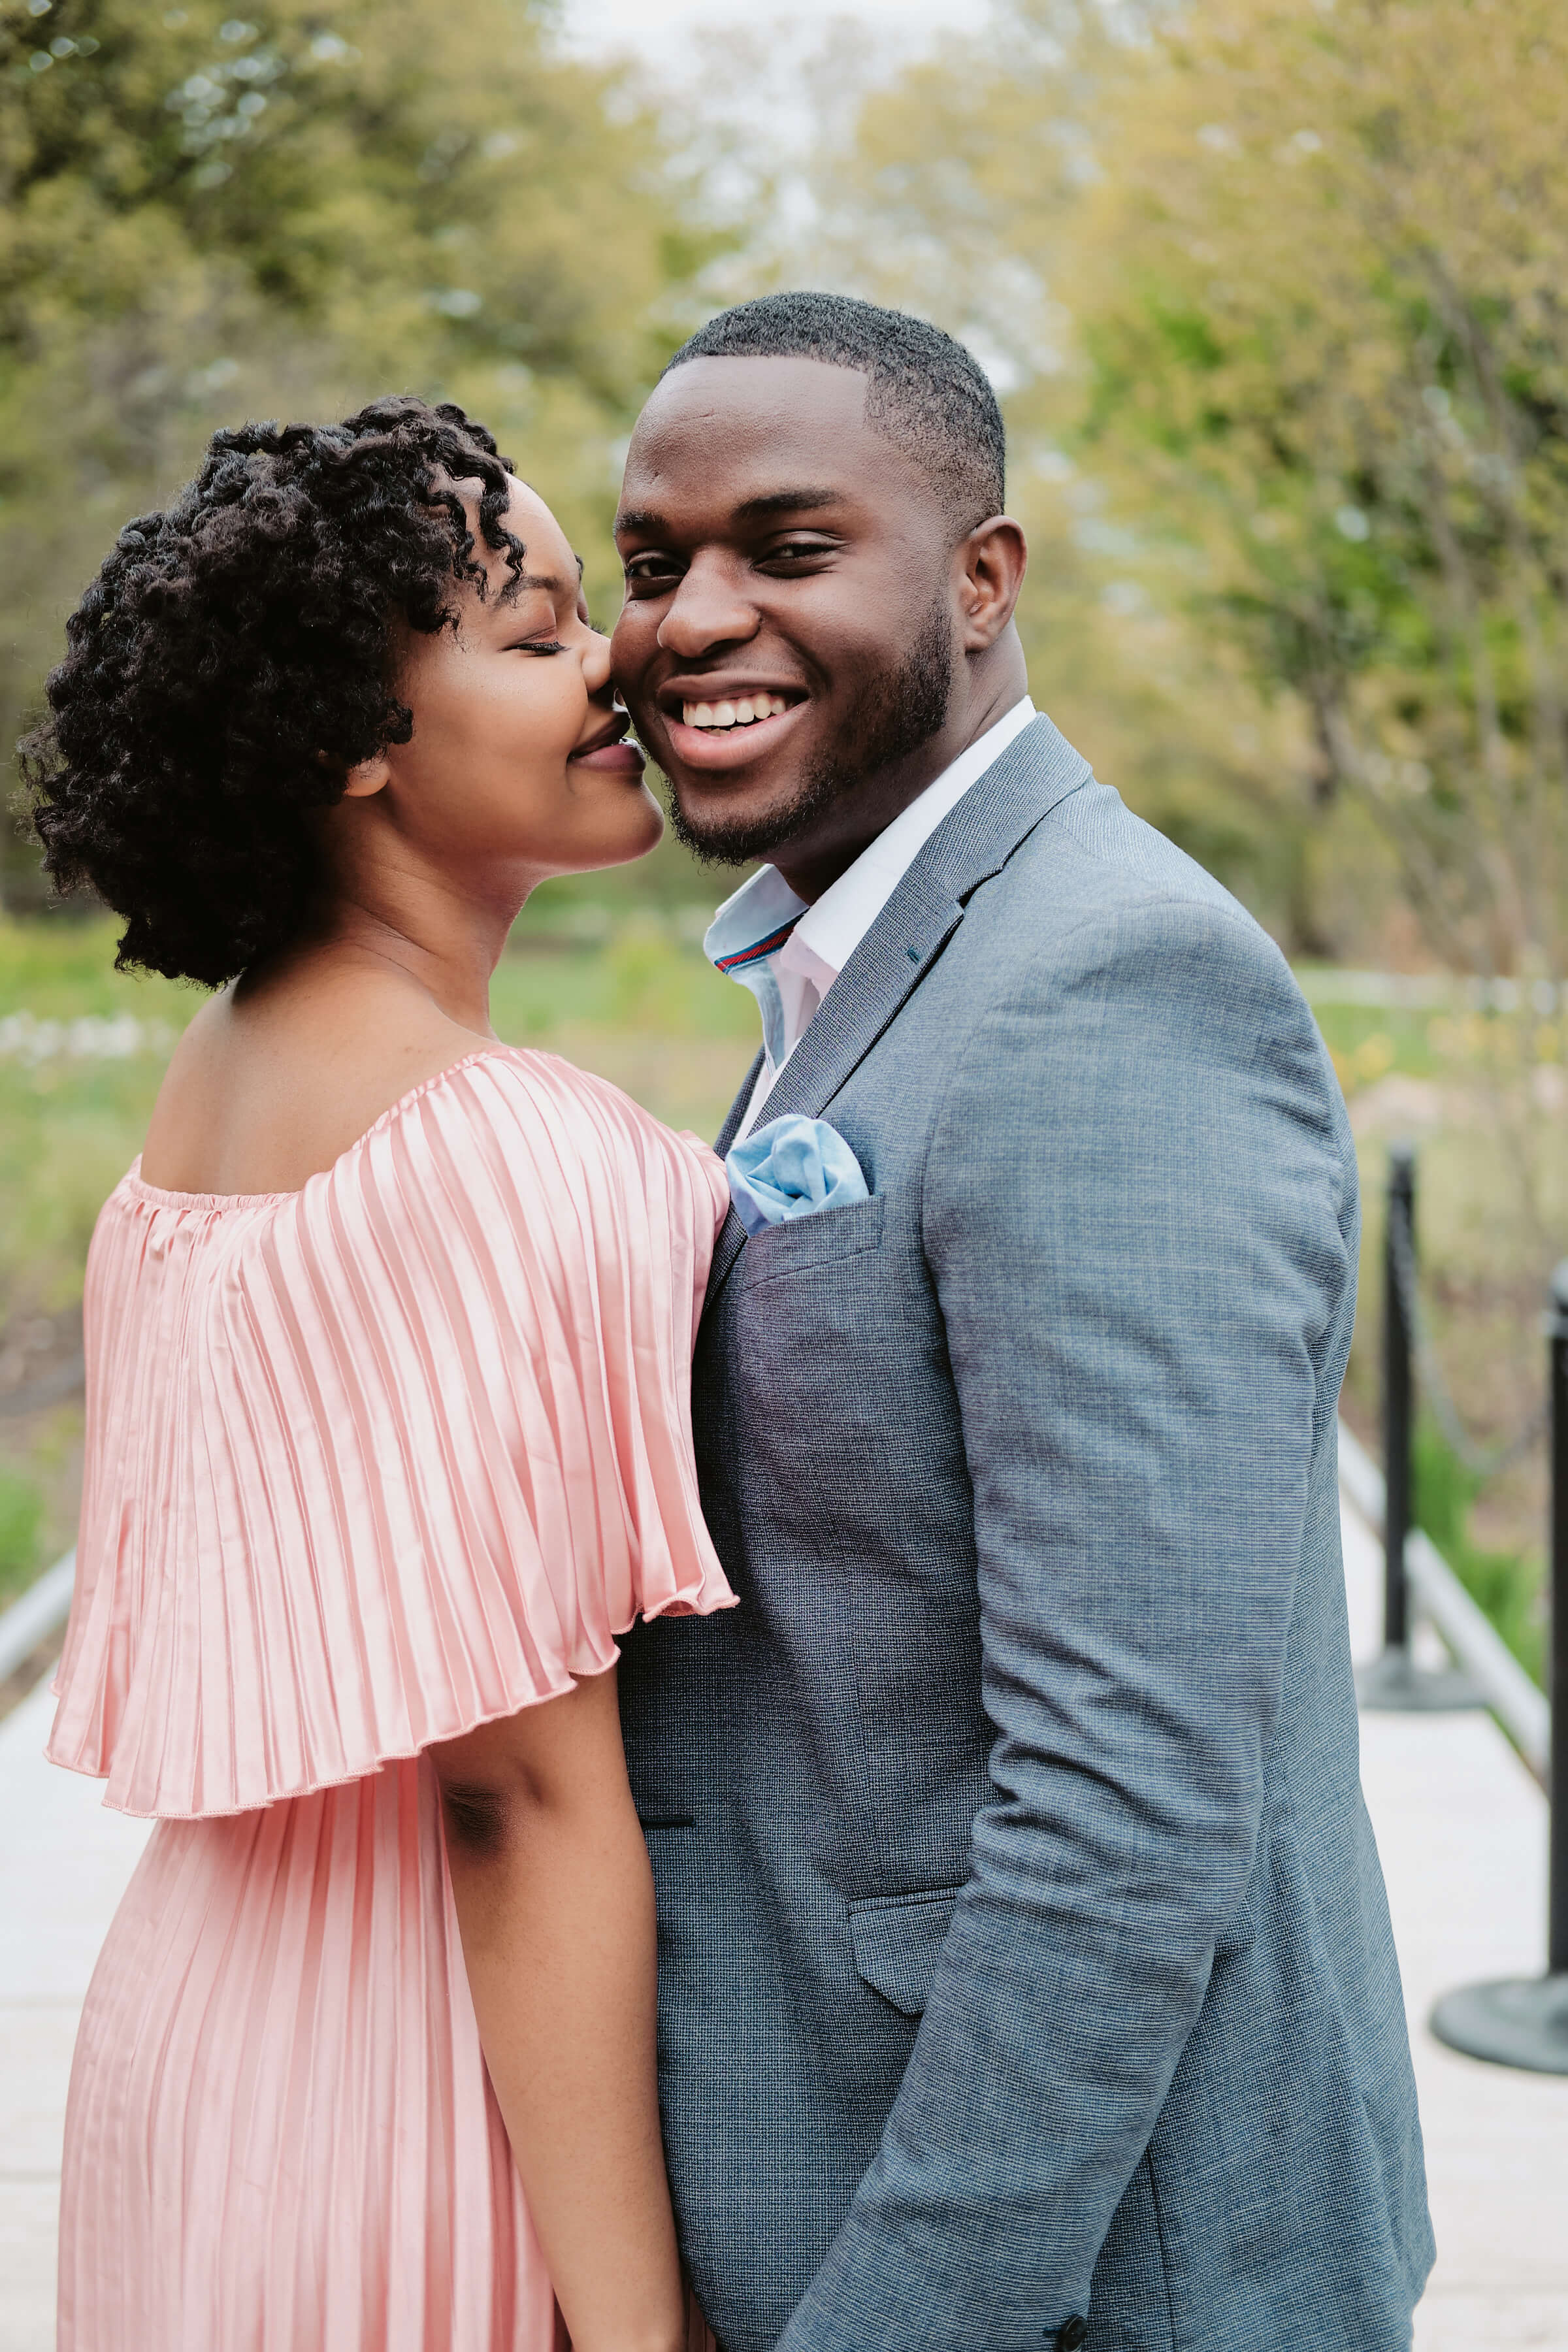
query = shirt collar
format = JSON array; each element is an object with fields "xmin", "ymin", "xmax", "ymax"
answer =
[
  {"xmin": 791, "ymin": 695, "xmax": 1036, "ymax": 981},
  {"xmin": 704, "ymin": 861, "xmax": 808, "ymax": 977},
  {"xmin": 704, "ymin": 694, "xmax": 1036, "ymax": 998},
  {"xmin": 702, "ymin": 863, "xmax": 808, "ymax": 1075}
]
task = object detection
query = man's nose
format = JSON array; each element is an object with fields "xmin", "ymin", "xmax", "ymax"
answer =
[{"xmin": 656, "ymin": 559, "xmax": 759, "ymax": 659}]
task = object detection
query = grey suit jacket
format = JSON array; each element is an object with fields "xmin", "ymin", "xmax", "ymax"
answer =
[{"xmin": 619, "ymin": 715, "xmax": 1433, "ymax": 2352}]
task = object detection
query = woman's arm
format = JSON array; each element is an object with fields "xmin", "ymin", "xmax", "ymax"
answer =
[{"xmin": 431, "ymin": 1665, "xmax": 686, "ymax": 2352}]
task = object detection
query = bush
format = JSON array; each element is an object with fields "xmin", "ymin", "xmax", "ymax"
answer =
[
  {"xmin": 1414, "ymin": 1422, "xmax": 1544, "ymax": 1690},
  {"xmin": 0, "ymin": 1469, "xmax": 43, "ymax": 1605}
]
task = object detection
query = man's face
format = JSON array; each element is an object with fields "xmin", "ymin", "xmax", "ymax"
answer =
[{"xmin": 611, "ymin": 356, "xmax": 959, "ymax": 874}]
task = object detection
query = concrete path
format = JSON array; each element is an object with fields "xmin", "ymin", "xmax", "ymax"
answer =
[
  {"xmin": 0, "ymin": 1682, "xmax": 150, "ymax": 2352},
  {"xmin": 0, "ymin": 1499, "xmax": 1563, "ymax": 2349},
  {"xmin": 1343, "ymin": 1505, "xmax": 1568, "ymax": 2351}
]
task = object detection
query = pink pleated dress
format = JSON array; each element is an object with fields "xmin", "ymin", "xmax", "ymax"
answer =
[{"xmin": 47, "ymin": 1049, "xmax": 737, "ymax": 2351}]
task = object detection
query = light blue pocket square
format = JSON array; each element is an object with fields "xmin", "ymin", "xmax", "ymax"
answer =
[{"xmin": 725, "ymin": 1115, "xmax": 870, "ymax": 1238}]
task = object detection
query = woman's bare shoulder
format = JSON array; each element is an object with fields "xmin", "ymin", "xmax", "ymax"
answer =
[{"xmin": 140, "ymin": 961, "xmax": 495, "ymax": 1198}]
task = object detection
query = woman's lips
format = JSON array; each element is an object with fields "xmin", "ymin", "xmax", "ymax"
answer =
[
  {"xmin": 568, "ymin": 738, "xmax": 646, "ymax": 775},
  {"xmin": 659, "ymin": 700, "xmax": 807, "ymax": 773}
]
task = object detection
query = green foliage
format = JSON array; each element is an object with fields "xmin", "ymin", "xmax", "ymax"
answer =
[
  {"xmin": 1065, "ymin": 0, "xmax": 1568, "ymax": 976},
  {"xmin": 0, "ymin": 1464, "xmax": 42, "ymax": 1600},
  {"xmin": 767, "ymin": 0, "xmax": 1568, "ymax": 966},
  {"xmin": 0, "ymin": 903, "xmax": 197, "ymax": 1010},
  {"xmin": 0, "ymin": 0, "xmax": 717, "ymax": 902},
  {"xmin": 1413, "ymin": 1420, "xmax": 1544, "ymax": 1691}
]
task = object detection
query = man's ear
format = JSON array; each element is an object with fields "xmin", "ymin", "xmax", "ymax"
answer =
[{"xmin": 956, "ymin": 517, "xmax": 1028, "ymax": 651}]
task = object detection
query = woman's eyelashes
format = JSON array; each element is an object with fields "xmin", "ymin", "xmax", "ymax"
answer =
[{"xmin": 515, "ymin": 638, "xmax": 567, "ymax": 655}]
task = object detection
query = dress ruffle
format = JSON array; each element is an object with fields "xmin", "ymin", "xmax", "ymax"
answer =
[{"xmin": 48, "ymin": 1049, "xmax": 735, "ymax": 1819}]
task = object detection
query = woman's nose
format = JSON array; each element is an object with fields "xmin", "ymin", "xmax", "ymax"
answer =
[{"xmin": 581, "ymin": 629, "xmax": 614, "ymax": 697}]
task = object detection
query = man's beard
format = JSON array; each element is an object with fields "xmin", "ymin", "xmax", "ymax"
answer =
[{"xmin": 662, "ymin": 595, "xmax": 954, "ymax": 869}]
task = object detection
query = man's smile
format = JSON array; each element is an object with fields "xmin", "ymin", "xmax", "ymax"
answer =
[
  {"xmin": 649, "ymin": 678, "xmax": 813, "ymax": 772},
  {"xmin": 657, "ymin": 701, "xmax": 809, "ymax": 773},
  {"xmin": 681, "ymin": 692, "xmax": 792, "ymax": 730}
]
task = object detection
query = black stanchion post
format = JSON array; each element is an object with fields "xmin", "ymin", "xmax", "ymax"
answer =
[
  {"xmin": 1384, "ymin": 1144, "xmax": 1414, "ymax": 1654},
  {"xmin": 1358, "ymin": 1143, "xmax": 1479, "ymax": 1712},
  {"xmin": 1428, "ymin": 1262, "xmax": 1568, "ymax": 2073},
  {"xmin": 1549, "ymin": 1264, "xmax": 1568, "ymax": 1978}
]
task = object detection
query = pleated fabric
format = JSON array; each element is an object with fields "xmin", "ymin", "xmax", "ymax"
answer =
[
  {"xmin": 50, "ymin": 1048, "xmax": 735, "ymax": 1818},
  {"xmin": 59, "ymin": 1761, "xmax": 556, "ymax": 2352},
  {"xmin": 50, "ymin": 1049, "xmax": 736, "ymax": 2351}
]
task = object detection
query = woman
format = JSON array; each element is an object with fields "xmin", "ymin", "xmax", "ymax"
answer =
[{"xmin": 25, "ymin": 397, "xmax": 732, "ymax": 2351}]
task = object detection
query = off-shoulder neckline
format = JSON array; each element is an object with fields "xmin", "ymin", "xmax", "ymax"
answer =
[{"xmin": 122, "ymin": 1047, "xmax": 531, "ymax": 1213}]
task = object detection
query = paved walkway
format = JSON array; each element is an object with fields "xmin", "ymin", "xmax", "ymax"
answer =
[
  {"xmin": 1, "ymin": 1497, "xmax": 1564, "ymax": 2350},
  {"xmin": 1343, "ymin": 1506, "xmax": 1568, "ymax": 2350},
  {"xmin": 0, "ymin": 1682, "xmax": 150, "ymax": 2352}
]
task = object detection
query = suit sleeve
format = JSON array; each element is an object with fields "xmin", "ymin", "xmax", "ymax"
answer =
[{"xmin": 777, "ymin": 896, "xmax": 1356, "ymax": 2352}]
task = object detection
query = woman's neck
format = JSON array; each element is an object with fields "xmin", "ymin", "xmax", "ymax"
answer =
[
  {"xmin": 306, "ymin": 829, "xmax": 537, "ymax": 1034},
  {"xmin": 307, "ymin": 802, "xmax": 534, "ymax": 1036},
  {"xmin": 309, "ymin": 896, "xmax": 506, "ymax": 1039}
]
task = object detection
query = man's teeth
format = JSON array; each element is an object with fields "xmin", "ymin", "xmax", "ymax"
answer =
[{"xmin": 682, "ymin": 693, "xmax": 792, "ymax": 730}]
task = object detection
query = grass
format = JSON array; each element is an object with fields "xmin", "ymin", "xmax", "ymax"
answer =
[
  {"xmin": 0, "ymin": 921, "xmax": 199, "ymax": 1330},
  {"xmin": 0, "ymin": 911, "xmax": 1554, "ymax": 1694},
  {"xmin": 1413, "ymin": 1423, "xmax": 1544, "ymax": 1690},
  {"xmin": 0, "ymin": 1467, "xmax": 43, "ymax": 1606}
]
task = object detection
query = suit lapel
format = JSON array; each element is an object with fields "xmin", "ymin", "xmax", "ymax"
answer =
[
  {"xmin": 715, "ymin": 1050, "xmax": 764, "ymax": 1159},
  {"xmin": 703, "ymin": 714, "xmax": 1093, "ymax": 1303},
  {"xmin": 703, "ymin": 1054, "xmax": 766, "ymax": 1300}
]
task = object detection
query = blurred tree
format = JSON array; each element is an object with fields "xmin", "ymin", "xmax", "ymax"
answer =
[
  {"xmin": 1066, "ymin": 0, "xmax": 1568, "ymax": 977},
  {"xmin": 758, "ymin": 0, "xmax": 1568, "ymax": 968},
  {"xmin": 0, "ymin": 0, "xmax": 714, "ymax": 904}
]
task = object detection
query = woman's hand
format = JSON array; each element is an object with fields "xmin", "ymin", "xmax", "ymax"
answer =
[{"xmin": 431, "ymin": 1666, "xmax": 687, "ymax": 2352}]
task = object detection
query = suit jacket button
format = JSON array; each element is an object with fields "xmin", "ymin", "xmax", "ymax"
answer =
[{"xmin": 1054, "ymin": 2321, "xmax": 1088, "ymax": 2350}]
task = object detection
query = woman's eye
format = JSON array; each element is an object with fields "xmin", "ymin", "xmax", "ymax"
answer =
[{"xmin": 521, "ymin": 638, "xmax": 566, "ymax": 655}]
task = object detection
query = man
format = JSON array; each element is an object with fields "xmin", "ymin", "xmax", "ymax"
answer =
[{"xmin": 612, "ymin": 293, "xmax": 1432, "ymax": 2352}]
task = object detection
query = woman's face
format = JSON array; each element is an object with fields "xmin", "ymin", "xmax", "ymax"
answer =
[{"xmin": 357, "ymin": 478, "xmax": 663, "ymax": 892}]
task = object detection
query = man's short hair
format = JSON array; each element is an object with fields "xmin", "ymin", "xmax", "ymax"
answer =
[{"xmin": 664, "ymin": 292, "xmax": 1005, "ymax": 536}]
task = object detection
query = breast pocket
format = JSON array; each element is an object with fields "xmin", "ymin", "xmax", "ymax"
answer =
[
  {"xmin": 720, "ymin": 1190, "xmax": 943, "ymax": 1554},
  {"xmin": 848, "ymin": 1884, "xmax": 964, "ymax": 2017},
  {"xmin": 737, "ymin": 1192, "xmax": 885, "ymax": 1289}
]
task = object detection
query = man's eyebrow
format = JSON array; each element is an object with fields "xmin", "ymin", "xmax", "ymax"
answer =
[
  {"xmin": 732, "ymin": 487, "xmax": 847, "ymax": 521},
  {"xmin": 614, "ymin": 489, "xmax": 848, "ymax": 540}
]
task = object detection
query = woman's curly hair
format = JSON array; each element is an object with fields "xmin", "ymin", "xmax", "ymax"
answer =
[{"xmin": 20, "ymin": 395, "xmax": 525, "ymax": 987}]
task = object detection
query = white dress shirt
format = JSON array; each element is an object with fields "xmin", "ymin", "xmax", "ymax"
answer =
[{"xmin": 704, "ymin": 696, "xmax": 1037, "ymax": 1140}]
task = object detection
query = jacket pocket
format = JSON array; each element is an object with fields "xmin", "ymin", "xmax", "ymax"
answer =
[
  {"xmin": 848, "ymin": 1884, "xmax": 964, "ymax": 2017},
  {"xmin": 738, "ymin": 1191, "xmax": 885, "ymax": 1288}
]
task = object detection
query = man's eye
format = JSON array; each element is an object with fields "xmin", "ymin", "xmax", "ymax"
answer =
[
  {"xmin": 763, "ymin": 538, "xmax": 834, "ymax": 565},
  {"xmin": 623, "ymin": 554, "xmax": 681, "ymax": 589}
]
